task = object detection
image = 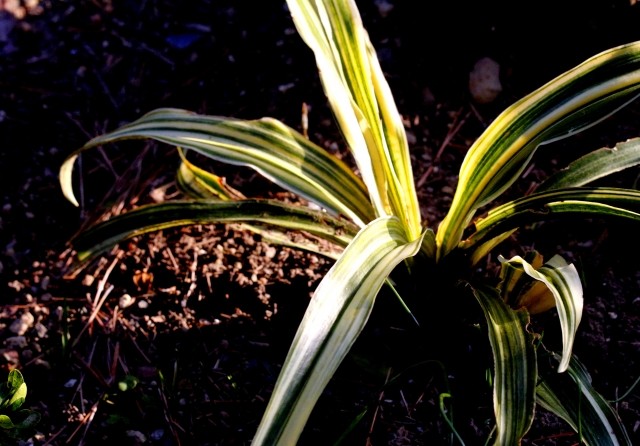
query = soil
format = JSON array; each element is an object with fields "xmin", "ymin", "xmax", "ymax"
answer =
[{"xmin": 1, "ymin": 1, "xmax": 639, "ymax": 445}]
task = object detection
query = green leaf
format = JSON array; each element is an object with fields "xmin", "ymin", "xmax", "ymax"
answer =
[
  {"xmin": 176, "ymin": 148, "xmax": 246, "ymax": 200},
  {"xmin": 0, "ymin": 415, "xmax": 14, "ymax": 430},
  {"xmin": 171, "ymin": 153, "xmax": 351, "ymax": 259},
  {"xmin": 0, "ymin": 410, "xmax": 41, "ymax": 443},
  {"xmin": 419, "ymin": 227, "xmax": 437, "ymax": 259},
  {"xmin": 538, "ymin": 137, "xmax": 640, "ymax": 191},
  {"xmin": 118, "ymin": 375, "xmax": 140, "ymax": 392},
  {"xmin": 0, "ymin": 371, "xmax": 26, "ymax": 412},
  {"xmin": 60, "ymin": 108, "xmax": 375, "ymax": 227},
  {"xmin": 437, "ymin": 41, "xmax": 640, "ymax": 260},
  {"xmin": 471, "ymin": 285, "xmax": 537, "ymax": 446},
  {"xmin": 68, "ymin": 199, "xmax": 359, "ymax": 265},
  {"xmin": 462, "ymin": 187, "xmax": 640, "ymax": 253},
  {"xmin": 537, "ymin": 351, "xmax": 632, "ymax": 445},
  {"xmin": 468, "ymin": 230, "xmax": 517, "ymax": 267},
  {"xmin": 252, "ymin": 217, "xmax": 424, "ymax": 445},
  {"xmin": 499, "ymin": 255, "xmax": 583, "ymax": 373},
  {"xmin": 286, "ymin": 0, "xmax": 421, "ymax": 239}
]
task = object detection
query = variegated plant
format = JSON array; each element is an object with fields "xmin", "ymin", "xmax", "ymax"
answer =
[{"xmin": 59, "ymin": 0, "xmax": 640, "ymax": 444}]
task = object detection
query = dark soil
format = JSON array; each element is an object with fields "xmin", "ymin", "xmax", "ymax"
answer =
[{"xmin": 1, "ymin": 1, "xmax": 639, "ymax": 445}]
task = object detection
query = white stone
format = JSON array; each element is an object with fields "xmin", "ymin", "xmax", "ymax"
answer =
[
  {"xmin": 9, "ymin": 312, "xmax": 34, "ymax": 335},
  {"xmin": 469, "ymin": 57, "xmax": 502, "ymax": 104}
]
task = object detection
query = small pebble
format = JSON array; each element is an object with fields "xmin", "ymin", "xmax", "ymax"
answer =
[
  {"xmin": 4, "ymin": 336, "xmax": 27, "ymax": 349},
  {"xmin": 35, "ymin": 322, "xmax": 48, "ymax": 338},
  {"xmin": 374, "ymin": 0, "xmax": 394, "ymax": 17},
  {"xmin": 82, "ymin": 274, "xmax": 95, "ymax": 287},
  {"xmin": 9, "ymin": 312, "xmax": 34, "ymax": 335},
  {"xmin": 469, "ymin": 57, "xmax": 502, "ymax": 104},
  {"xmin": 119, "ymin": 294, "xmax": 135, "ymax": 308},
  {"xmin": 126, "ymin": 430, "xmax": 146, "ymax": 443}
]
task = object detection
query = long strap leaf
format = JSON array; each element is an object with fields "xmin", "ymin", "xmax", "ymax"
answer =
[
  {"xmin": 462, "ymin": 187, "xmax": 640, "ymax": 252},
  {"xmin": 472, "ymin": 285, "xmax": 537, "ymax": 445},
  {"xmin": 60, "ymin": 108, "xmax": 375, "ymax": 227},
  {"xmin": 252, "ymin": 217, "xmax": 424, "ymax": 445},
  {"xmin": 68, "ymin": 199, "xmax": 359, "ymax": 265},
  {"xmin": 538, "ymin": 137, "xmax": 640, "ymax": 191},
  {"xmin": 537, "ymin": 351, "xmax": 632, "ymax": 445},
  {"xmin": 287, "ymin": 0, "xmax": 421, "ymax": 239},
  {"xmin": 437, "ymin": 41, "xmax": 640, "ymax": 259},
  {"xmin": 499, "ymin": 255, "xmax": 583, "ymax": 373}
]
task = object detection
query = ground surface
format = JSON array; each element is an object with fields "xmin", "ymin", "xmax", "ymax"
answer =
[{"xmin": 1, "ymin": 1, "xmax": 640, "ymax": 445}]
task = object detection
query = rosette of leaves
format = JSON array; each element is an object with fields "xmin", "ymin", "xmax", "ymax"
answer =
[
  {"xmin": 59, "ymin": 0, "xmax": 640, "ymax": 444},
  {"xmin": 0, "ymin": 370, "xmax": 40, "ymax": 444}
]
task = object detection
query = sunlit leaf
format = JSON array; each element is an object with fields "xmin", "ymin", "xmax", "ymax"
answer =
[
  {"xmin": 176, "ymin": 148, "xmax": 245, "ymax": 200},
  {"xmin": 472, "ymin": 285, "xmax": 537, "ymax": 445},
  {"xmin": 539, "ymin": 137, "xmax": 640, "ymax": 191},
  {"xmin": 253, "ymin": 217, "xmax": 424, "ymax": 445},
  {"xmin": 60, "ymin": 108, "xmax": 375, "ymax": 227},
  {"xmin": 462, "ymin": 188, "xmax": 640, "ymax": 253},
  {"xmin": 500, "ymin": 255, "xmax": 583, "ymax": 372},
  {"xmin": 437, "ymin": 41, "xmax": 640, "ymax": 259},
  {"xmin": 287, "ymin": 0, "xmax": 421, "ymax": 238}
]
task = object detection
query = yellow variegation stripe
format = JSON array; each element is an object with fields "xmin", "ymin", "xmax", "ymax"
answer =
[{"xmin": 437, "ymin": 41, "xmax": 640, "ymax": 260}]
